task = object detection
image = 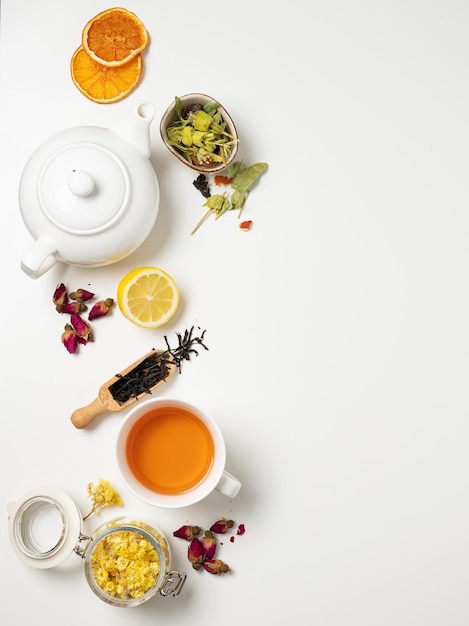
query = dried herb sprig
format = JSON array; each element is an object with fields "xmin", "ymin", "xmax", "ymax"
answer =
[
  {"xmin": 109, "ymin": 327, "xmax": 208, "ymax": 404},
  {"xmin": 191, "ymin": 161, "xmax": 268, "ymax": 234}
]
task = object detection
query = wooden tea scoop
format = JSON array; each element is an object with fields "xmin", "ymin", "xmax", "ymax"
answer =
[{"xmin": 71, "ymin": 349, "xmax": 177, "ymax": 429}]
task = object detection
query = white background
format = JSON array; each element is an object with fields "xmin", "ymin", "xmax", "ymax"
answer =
[{"xmin": 1, "ymin": 1, "xmax": 469, "ymax": 623}]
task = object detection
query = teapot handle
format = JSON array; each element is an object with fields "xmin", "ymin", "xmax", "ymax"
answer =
[{"xmin": 21, "ymin": 237, "xmax": 58, "ymax": 278}]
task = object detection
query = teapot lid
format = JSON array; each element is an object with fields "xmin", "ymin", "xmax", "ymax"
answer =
[{"xmin": 39, "ymin": 143, "xmax": 130, "ymax": 234}]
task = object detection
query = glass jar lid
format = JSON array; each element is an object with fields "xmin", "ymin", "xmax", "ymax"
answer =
[{"xmin": 7, "ymin": 487, "xmax": 83, "ymax": 569}]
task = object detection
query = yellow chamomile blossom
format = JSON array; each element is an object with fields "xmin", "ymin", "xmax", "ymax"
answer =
[{"xmin": 84, "ymin": 478, "xmax": 123, "ymax": 520}]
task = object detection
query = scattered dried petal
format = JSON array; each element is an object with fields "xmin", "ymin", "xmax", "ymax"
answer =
[
  {"xmin": 210, "ymin": 518, "xmax": 235, "ymax": 534},
  {"xmin": 71, "ymin": 313, "xmax": 93, "ymax": 341},
  {"xmin": 237, "ymin": 524, "xmax": 246, "ymax": 535},
  {"xmin": 88, "ymin": 298, "xmax": 114, "ymax": 320},
  {"xmin": 239, "ymin": 220, "xmax": 253, "ymax": 231},
  {"xmin": 173, "ymin": 525, "xmax": 201, "ymax": 541},
  {"xmin": 188, "ymin": 538, "xmax": 205, "ymax": 570},
  {"xmin": 202, "ymin": 559, "xmax": 230, "ymax": 575},
  {"xmin": 53, "ymin": 283, "xmax": 68, "ymax": 307},
  {"xmin": 193, "ymin": 174, "xmax": 211, "ymax": 198},
  {"xmin": 56, "ymin": 301, "xmax": 87, "ymax": 314},
  {"xmin": 214, "ymin": 175, "xmax": 234, "ymax": 186},
  {"xmin": 61, "ymin": 324, "xmax": 78, "ymax": 354},
  {"xmin": 201, "ymin": 530, "xmax": 217, "ymax": 559},
  {"xmin": 70, "ymin": 288, "xmax": 95, "ymax": 302}
]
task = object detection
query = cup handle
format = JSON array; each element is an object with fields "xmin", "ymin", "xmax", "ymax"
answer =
[
  {"xmin": 21, "ymin": 238, "xmax": 58, "ymax": 278},
  {"xmin": 216, "ymin": 471, "xmax": 241, "ymax": 499}
]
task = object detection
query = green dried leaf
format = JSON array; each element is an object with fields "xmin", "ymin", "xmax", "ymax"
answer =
[
  {"xmin": 175, "ymin": 96, "xmax": 183, "ymax": 119},
  {"xmin": 203, "ymin": 194, "xmax": 228, "ymax": 211},
  {"xmin": 226, "ymin": 161, "xmax": 246, "ymax": 178},
  {"xmin": 232, "ymin": 162, "xmax": 268, "ymax": 193},
  {"xmin": 230, "ymin": 190, "xmax": 246, "ymax": 210},
  {"xmin": 203, "ymin": 101, "xmax": 220, "ymax": 117},
  {"xmin": 193, "ymin": 110, "xmax": 213, "ymax": 132}
]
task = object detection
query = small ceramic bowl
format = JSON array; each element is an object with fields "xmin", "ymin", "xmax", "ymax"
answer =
[{"xmin": 160, "ymin": 93, "xmax": 239, "ymax": 173}]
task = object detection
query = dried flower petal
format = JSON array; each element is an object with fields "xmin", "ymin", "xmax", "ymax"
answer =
[
  {"xmin": 210, "ymin": 518, "xmax": 235, "ymax": 534},
  {"xmin": 61, "ymin": 324, "xmax": 78, "ymax": 354},
  {"xmin": 71, "ymin": 313, "xmax": 93, "ymax": 341},
  {"xmin": 173, "ymin": 525, "xmax": 201, "ymax": 541},
  {"xmin": 53, "ymin": 283, "xmax": 68, "ymax": 307},
  {"xmin": 70, "ymin": 288, "xmax": 95, "ymax": 302},
  {"xmin": 56, "ymin": 301, "xmax": 87, "ymax": 314},
  {"xmin": 237, "ymin": 524, "xmax": 246, "ymax": 535},
  {"xmin": 214, "ymin": 175, "xmax": 234, "ymax": 186},
  {"xmin": 88, "ymin": 298, "xmax": 114, "ymax": 320},
  {"xmin": 202, "ymin": 558, "xmax": 230, "ymax": 575},
  {"xmin": 239, "ymin": 220, "xmax": 253, "ymax": 231},
  {"xmin": 188, "ymin": 538, "xmax": 205, "ymax": 570},
  {"xmin": 201, "ymin": 530, "xmax": 217, "ymax": 559}
]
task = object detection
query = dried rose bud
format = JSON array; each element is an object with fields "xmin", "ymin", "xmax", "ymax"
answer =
[
  {"xmin": 173, "ymin": 525, "xmax": 201, "ymax": 541},
  {"xmin": 56, "ymin": 301, "xmax": 87, "ymax": 314},
  {"xmin": 201, "ymin": 530, "xmax": 217, "ymax": 559},
  {"xmin": 71, "ymin": 313, "xmax": 93, "ymax": 341},
  {"xmin": 53, "ymin": 283, "xmax": 68, "ymax": 307},
  {"xmin": 61, "ymin": 324, "xmax": 78, "ymax": 354},
  {"xmin": 88, "ymin": 298, "xmax": 114, "ymax": 321},
  {"xmin": 188, "ymin": 538, "xmax": 205, "ymax": 570},
  {"xmin": 202, "ymin": 559, "xmax": 230, "ymax": 575},
  {"xmin": 70, "ymin": 288, "xmax": 95, "ymax": 302},
  {"xmin": 239, "ymin": 220, "xmax": 253, "ymax": 231},
  {"xmin": 210, "ymin": 518, "xmax": 235, "ymax": 534}
]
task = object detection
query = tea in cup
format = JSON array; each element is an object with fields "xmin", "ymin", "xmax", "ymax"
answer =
[{"xmin": 116, "ymin": 397, "xmax": 241, "ymax": 508}]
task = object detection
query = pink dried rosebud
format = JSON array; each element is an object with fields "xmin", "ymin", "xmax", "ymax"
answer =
[
  {"xmin": 56, "ymin": 301, "xmax": 87, "ymax": 314},
  {"xmin": 202, "ymin": 559, "xmax": 230, "ymax": 575},
  {"xmin": 201, "ymin": 530, "xmax": 217, "ymax": 559},
  {"xmin": 70, "ymin": 288, "xmax": 94, "ymax": 302},
  {"xmin": 71, "ymin": 313, "xmax": 93, "ymax": 341},
  {"xmin": 61, "ymin": 324, "xmax": 78, "ymax": 354},
  {"xmin": 210, "ymin": 518, "xmax": 235, "ymax": 534},
  {"xmin": 53, "ymin": 283, "xmax": 68, "ymax": 307},
  {"xmin": 88, "ymin": 298, "xmax": 114, "ymax": 321},
  {"xmin": 188, "ymin": 538, "xmax": 205, "ymax": 570},
  {"xmin": 173, "ymin": 525, "xmax": 201, "ymax": 541}
]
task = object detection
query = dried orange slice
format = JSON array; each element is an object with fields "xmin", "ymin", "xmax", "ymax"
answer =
[
  {"xmin": 82, "ymin": 7, "xmax": 149, "ymax": 67},
  {"xmin": 71, "ymin": 45, "xmax": 143, "ymax": 104}
]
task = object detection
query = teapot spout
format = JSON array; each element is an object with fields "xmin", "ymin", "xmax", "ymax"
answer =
[{"xmin": 110, "ymin": 103, "xmax": 154, "ymax": 158}]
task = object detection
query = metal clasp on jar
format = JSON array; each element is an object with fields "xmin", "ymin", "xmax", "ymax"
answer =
[
  {"xmin": 73, "ymin": 534, "xmax": 92, "ymax": 558},
  {"xmin": 160, "ymin": 571, "xmax": 187, "ymax": 597}
]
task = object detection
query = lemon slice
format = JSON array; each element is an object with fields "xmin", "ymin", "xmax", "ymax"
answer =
[{"xmin": 117, "ymin": 267, "xmax": 179, "ymax": 328}]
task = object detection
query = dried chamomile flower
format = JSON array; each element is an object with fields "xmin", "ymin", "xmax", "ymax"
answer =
[{"xmin": 84, "ymin": 478, "xmax": 123, "ymax": 520}]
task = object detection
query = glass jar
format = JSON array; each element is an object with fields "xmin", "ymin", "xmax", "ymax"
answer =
[{"xmin": 7, "ymin": 487, "xmax": 186, "ymax": 607}]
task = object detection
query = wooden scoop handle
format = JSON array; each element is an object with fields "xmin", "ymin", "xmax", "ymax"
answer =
[{"xmin": 70, "ymin": 397, "xmax": 107, "ymax": 429}]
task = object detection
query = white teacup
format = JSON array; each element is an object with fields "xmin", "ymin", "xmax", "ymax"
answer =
[{"xmin": 116, "ymin": 397, "xmax": 241, "ymax": 508}]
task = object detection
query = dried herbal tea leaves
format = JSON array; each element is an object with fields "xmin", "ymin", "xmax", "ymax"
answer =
[{"xmin": 191, "ymin": 161, "xmax": 268, "ymax": 234}]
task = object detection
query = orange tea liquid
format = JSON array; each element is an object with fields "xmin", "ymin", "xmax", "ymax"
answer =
[{"xmin": 125, "ymin": 406, "xmax": 215, "ymax": 495}]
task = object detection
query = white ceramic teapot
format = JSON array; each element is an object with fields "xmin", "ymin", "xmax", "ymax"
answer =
[{"xmin": 19, "ymin": 103, "xmax": 159, "ymax": 279}]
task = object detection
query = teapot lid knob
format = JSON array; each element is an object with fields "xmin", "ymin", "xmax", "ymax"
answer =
[{"xmin": 68, "ymin": 169, "xmax": 95, "ymax": 197}]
